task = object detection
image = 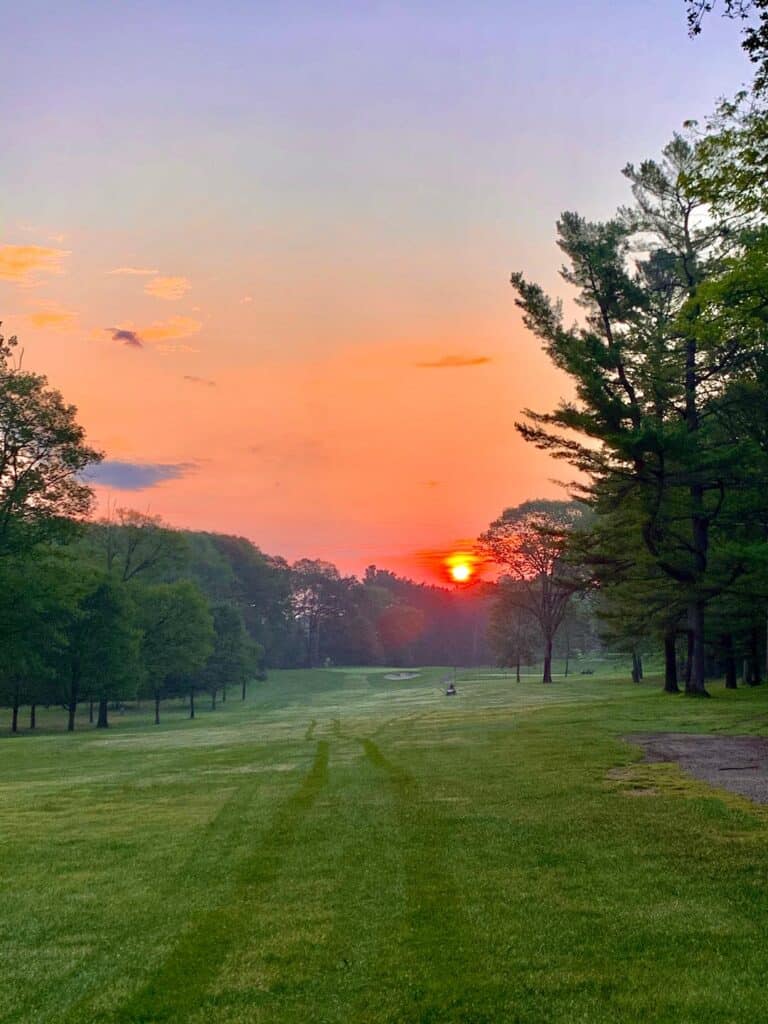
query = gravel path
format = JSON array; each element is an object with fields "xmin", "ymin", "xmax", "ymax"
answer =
[{"xmin": 627, "ymin": 733, "xmax": 768, "ymax": 805}]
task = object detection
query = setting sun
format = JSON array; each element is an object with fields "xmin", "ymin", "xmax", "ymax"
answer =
[{"xmin": 445, "ymin": 552, "xmax": 476, "ymax": 584}]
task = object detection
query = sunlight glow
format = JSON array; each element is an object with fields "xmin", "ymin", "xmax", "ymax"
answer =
[{"xmin": 445, "ymin": 551, "xmax": 476, "ymax": 583}]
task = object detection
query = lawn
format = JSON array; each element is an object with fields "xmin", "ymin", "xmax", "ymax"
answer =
[{"xmin": 2, "ymin": 668, "xmax": 768, "ymax": 1023}]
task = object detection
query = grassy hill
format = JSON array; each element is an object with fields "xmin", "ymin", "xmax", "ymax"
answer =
[{"xmin": 2, "ymin": 668, "xmax": 768, "ymax": 1023}]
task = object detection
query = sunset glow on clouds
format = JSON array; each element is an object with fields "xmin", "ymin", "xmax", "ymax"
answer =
[
  {"xmin": 25, "ymin": 303, "xmax": 79, "ymax": 331},
  {"xmin": 0, "ymin": 245, "xmax": 69, "ymax": 283},
  {"xmin": 2, "ymin": 2, "xmax": 748, "ymax": 581},
  {"xmin": 144, "ymin": 276, "xmax": 191, "ymax": 301}
]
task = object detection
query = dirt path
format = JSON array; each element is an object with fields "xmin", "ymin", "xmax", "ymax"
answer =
[{"xmin": 627, "ymin": 733, "xmax": 768, "ymax": 804}]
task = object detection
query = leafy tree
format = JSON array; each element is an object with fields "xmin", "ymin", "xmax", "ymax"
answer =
[
  {"xmin": 60, "ymin": 574, "xmax": 141, "ymax": 730},
  {"xmin": 291, "ymin": 559, "xmax": 350, "ymax": 667},
  {"xmin": 0, "ymin": 553, "xmax": 66, "ymax": 730},
  {"xmin": 198, "ymin": 604, "xmax": 249, "ymax": 708},
  {"xmin": 89, "ymin": 507, "xmax": 188, "ymax": 583},
  {"xmin": 487, "ymin": 580, "xmax": 539, "ymax": 680},
  {"xmin": 0, "ymin": 329, "xmax": 101, "ymax": 555},
  {"xmin": 134, "ymin": 582, "xmax": 214, "ymax": 724},
  {"xmin": 480, "ymin": 501, "xmax": 585, "ymax": 683},
  {"xmin": 376, "ymin": 604, "xmax": 426, "ymax": 666},
  {"xmin": 508, "ymin": 136, "xmax": 768, "ymax": 695},
  {"xmin": 686, "ymin": 1, "xmax": 768, "ymax": 89}
]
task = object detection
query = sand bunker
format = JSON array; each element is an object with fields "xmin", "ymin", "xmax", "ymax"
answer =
[
  {"xmin": 384, "ymin": 672, "xmax": 420, "ymax": 681},
  {"xmin": 627, "ymin": 733, "xmax": 768, "ymax": 805}
]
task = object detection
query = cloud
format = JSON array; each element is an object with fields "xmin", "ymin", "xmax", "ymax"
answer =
[
  {"xmin": 106, "ymin": 327, "xmax": 143, "ymax": 348},
  {"xmin": 144, "ymin": 275, "xmax": 191, "ymax": 300},
  {"xmin": 142, "ymin": 315, "xmax": 202, "ymax": 343},
  {"xmin": 26, "ymin": 303, "xmax": 78, "ymax": 331},
  {"xmin": 108, "ymin": 266, "xmax": 159, "ymax": 276},
  {"xmin": 240, "ymin": 296, "xmax": 253, "ymax": 304},
  {"xmin": 85, "ymin": 459, "xmax": 196, "ymax": 490},
  {"xmin": 415, "ymin": 354, "xmax": 492, "ymax": 369},
  {"xmin": 0, "ymin": 245, "xmax": 70, "ymax": 283},
  {"xmin": 103, "ymin": 316, "xmax": 202, "ymax": 350},
  {"xmin": 183, "ymin": 375, "xmax": 216, "ymax": 387}
]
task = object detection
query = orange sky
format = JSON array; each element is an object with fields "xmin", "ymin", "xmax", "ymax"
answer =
[{"xmin": 1, "ymin": 4, "xmax": 746, "ymax": 583}]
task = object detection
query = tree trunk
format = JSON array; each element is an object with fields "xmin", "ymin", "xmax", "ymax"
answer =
[
  {"xmin": 542, "ymin": 635, "xmax": 553, "ymax": 683},
  {"xmin": 88, "ymin": 699, "xmax": 94, "ymax": 724},
  {"xmin": 723, "ymin": 634, "xmax": 737, "ymax": 689},
  {"xmin": 686, "ymin": 601, "xmax": 709, "ymax": 696},
  {"xmin": 210, "ymin": 689, "xmax": 216, "ymax": 711},
  {"xmin": 11, "ymin": 694, "xmax": 19, "ymax": 734},
  {"xmin": 67, "ymin": 669, "xmax": 79, "ymax": 732},
  {"xmin": 748, "ymin": 626, "xmax": 762, "ymax": 686},
  {"xmin": 29, "ymin": 704, "xmax": 36, "ymax": 730},
  {"xmin": 664, "ymin": 632, "xmax": 680, "ymax": 693},
  {"xmin": 241, "ymin": 679, "xmax": 247, "ymax": 701},
  {"xmin": 564, "ymin": 634, "xmax": 570, "ymax": 678},
  {"xmin": 515, "ymin": 654, "xmax": 521, "ymax": 683},
  {"xmin": 631, "ymin": 651, "xmax": 640, "ymax": 684},
  {"xmin": 189, "ymin": 688, "xmax": 195, "ymax": 719},
  {"xmin": 154, "ymin": 692, "xmax": 161, "ymax": 725},
  {"xmin": 97, "ymin": 698, "xmax": 109, "ymax": 728},
  {"xmin": 222, "ymin": 685, "xmax": 227, "ymax": 703},
  {"xmin": 637, "ymin": 654, "xmax": 644, "ymax": 680}
]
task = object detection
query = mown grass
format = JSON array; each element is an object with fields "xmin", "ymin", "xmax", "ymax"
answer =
[{"xmin": 2, "ymin": 667, "xmax": 768, "ymax": 1022}]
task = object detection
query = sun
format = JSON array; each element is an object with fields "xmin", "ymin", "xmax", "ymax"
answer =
[
  {"xmin": 445, "ymin": 551, "xmax": 476, "ymax": 583},
  {"xmin": 450, "ymin": 562, "xmax": 472, "ymax": 582}
]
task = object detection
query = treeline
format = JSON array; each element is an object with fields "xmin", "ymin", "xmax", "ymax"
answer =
[
  {"xmin": 0, "ymin": 328, "xmax": 494, "ymax": 732},
  {"xmin": 479, "ymin": 6, "xmax": 768, "ymax": 693}
]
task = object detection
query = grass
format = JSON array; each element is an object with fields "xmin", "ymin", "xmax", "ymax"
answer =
[{"xmin": 2, "ymin": 667, "xmax": 768, "ymax": 1022}]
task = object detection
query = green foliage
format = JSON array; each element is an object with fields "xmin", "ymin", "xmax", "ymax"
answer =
[
  {"xmin": 0, "ymin": 328, "xmax": 101, "ymax": 554},
  {"xmin": 133, "ymin": 581, "xmax": 214, "ymax": 719},
  {"xmin": 509, "ymin": 133, "xmax": 768, "ymax": 694},
  {"xmin": 480, "ymin": 501, "xmax": 587, "ymax": 682}
]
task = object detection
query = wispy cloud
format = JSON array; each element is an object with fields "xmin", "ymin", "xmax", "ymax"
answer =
[
  {"xmin": 145, "ymin": 275, "xmax": 191, "ymax": 300},
  {"xmin": 108, "ymin": 266, "xmax": 159, "ymax": 276},
  {"xmin": 142, "ymin": 315, "xmax": 202, "ymax": 343},
  {"xmin": 26, "ymin": 303, "xmax": 78, "ymax": 332},
  {"xmin": 415, "ymin": 354, "xmax": 492, "ymax": 369},
  {"xmin": 0, "ymin": 245, "xmax": 70, "ymax": 284},
  {"xmin": 106, "ymin": 327, "xmax": 143, "ymax": 348},
  {"xmin": 103, "ymin": 315, "xmax": 202, "ymax": 351},
  {"xmin": 240, "ymin": 295, "xmax": 253, "ymax": 304},
  {"xmin": 85, "ymin": 459, "xmax": 196, "ymax": 490},
  {"xmin": 183, "ymin": 375, "xmax": 216, "ymax": 387}
]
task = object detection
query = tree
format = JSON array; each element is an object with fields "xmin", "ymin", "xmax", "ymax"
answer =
[
  {"xmin": 480, "ymin": 501, "xmax": 585, "ymax": 683},
  {"xmin": 0, "ymin": 553, "xmax": 66, "ymax": 730},
  {"xmin": 0, "ymin": 328, "xmax": 101, "ymax": 555},
  {"xmin": 376, "ymin": 604, "xmax": 426, "ymax": 666},
  {"xmin": 134, "ymin": 582, "xmax": 214, "ymax": 724},
  {"xmin": 61, "ymin": 574, "xmax": 141, "ymax": 730},
  {"xmin": 686, "ymin": 1, "xmax": 768, "ymax": 90},
  {"xmin": 90, "ymin": 507, "xmax": 188, "ymax": 583},
  {"xmin": 487, "ymin": 580, "xmax": 539, "ymax": 680},
  {"xmin": 198, "ymin": 604, "xmax": 249, "ymax": 709},
  {"xmin": 508, "ymin": 135, "xmax": 768, "ymax": 695},
  {"xmin": 290, "ymin": 560, "xmax": 351, "ymax": 667}
]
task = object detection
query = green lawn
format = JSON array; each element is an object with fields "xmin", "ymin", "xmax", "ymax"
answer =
[{"xmin": 2, "ymin": 668, "xmax": 768, "ymax": 1023}]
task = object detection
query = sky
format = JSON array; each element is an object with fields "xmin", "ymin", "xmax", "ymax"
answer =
[{"xmin": 1, "ymin": 1, "xmax": 750, "ymax": 582}]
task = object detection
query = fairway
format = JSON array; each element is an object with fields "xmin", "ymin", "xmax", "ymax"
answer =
[{"xmin": 3, "ymin": 670, "xmax": 768, "ymax": 1023}]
